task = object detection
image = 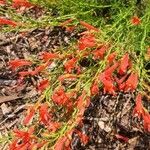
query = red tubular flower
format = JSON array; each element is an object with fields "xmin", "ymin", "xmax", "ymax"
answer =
[
  {"xmin": 23, "ymin": 106, "xmax": 35, "ymax": 125},
  {"xmin": 54, "ymin": 136, "xmax": 68, "ymax": 150},
  {"xmin": 99, "ymin": 62, "xmax": 118, "ymax": 80},
  {"xmin": 47, "ymin": 121, "xmax": 61, "ymax": 132},
  {"xmin": 90, "ymin": 81, "xmax": 99, "ymax": 95},
  {"xmin": 76, "ymin": 92, "xmax": 90, "ymax": 123},
  {"xmin": 60, "ymin": 18, "xmax": 73, "ymax": 26},
  {"xmin": 78, "ymin": 34, "xmax": 96, "ymax": 50},
  {"xmin": 8, "ymin": 59, "xmax": 32, "ymax": 70},
  {"xmin": 9, "ymin": 140, "xmax": 18, "ymax": 150},
  {"xmin": 14, "ymin": 126, "xmax": 34, "ymax": 140},
  {"xmin": 131, "ymin": 16, "xmax": 141, "ymax": 25},
  {"xmin": 9, "ymin": 127, "xmax": 34, "ymax": 149},
  {"xmin": 0, "ymin": 0, "xmax": 6, "ymax": 5},
  {"xmin": 80, "ymin": 20, "xmax": 99, "ymax": 32},
  {"xmin": 118, "ymin": 53, "xmax": 130, "ymax": 75},
  {"xmin": 115, "ymin": 74, "xmax": 128, "ymax": 91},
  {"xmin": 64, "ymin": 58, "xmax": 77, "ymax": 73},
  {"xmin": 115, "ymin": 74, "xmax": 128, "ymax": 85},
  {"xmin": 107, "ymin": 52, "xmax": 116, "ymax": 64},
  {"xmin": 92, "ymin": 45, "xmax": 108, "ymax": 60},
  {"xmin": 18, "ymin": 71, "xmax": 34, "ymax": 77},
  {"xmin": 39, "ymin": 103, "xmax": 52, "ymax": 125},
  {"xmin": 37, "ymin": 79, "xmax": 49, "ymax": 92},
  {"xmin": 76, "ymin": 91, "xmax": 87, "ymax": 109},
  {"xmin": 101, "ymin": 78, "xmax": 116, "ymax": 95},
  {"xmin": 124, "ymin": 72, "xmax": 138, "ymax": 92},
  {"xmin": 12, "ymin": 0, "xmax": 34, "ymax": 8},
  {"xmin": 19, "ymin": 62, "xmax": 50, "ymax": 78},
  {"xmin": 66, "ymin": 25, "xmax": 76, "ymax": 32},
  {"xmin": 142, "ymin": 112, "xmax": 150, "ymax": 132},
  {"xmin": 10, "ymin": 142, "xmax": 29, "ymax": 150},
  {"xmin": 32, "ymin": 61, "xmax": 51, "ymax": 75},
  {"xmin": 39, "ymin": 52, "xmax": 59, "ymax": 62},
  {"xmin": 52, "ymin": 87, "xmax": 69, "ymax": 106},
  {"xmin": 0, "ymin": 18, "xmax": 18, "ymax": 27},
  {"xmin": 98, "ymin": 62, "xmax": 118, "ymax": 95},
  {"xmin": 118, "ymin": 82, "xmax": 126, "ymax": 91},
  {"xmin": 105, "ymin": 62, "xmax": 118, "ymax": 76},
  {"xmin": 132, "ymin": 93, "xmax": 144, "ymax": 119}
]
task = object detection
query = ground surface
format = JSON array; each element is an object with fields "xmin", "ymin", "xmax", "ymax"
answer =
[
  {"xmin": 0, "ymin": 1, "xmax": 150, "ymax": 150},
  {"xmin": 0, "ymin": 28, "xmax": 150, "ymax": 150}
]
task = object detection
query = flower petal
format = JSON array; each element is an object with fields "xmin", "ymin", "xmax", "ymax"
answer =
[{"xmin": 80, "ymin": 20, "xmax": 99, "ymax": 31}]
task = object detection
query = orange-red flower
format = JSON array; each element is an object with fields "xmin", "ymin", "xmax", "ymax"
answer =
[
  {"xmin": 0, "ymin": 0, "xmax": 6, "ymax": 5},
  {"xmin": 115, "ymin": 74, "xmax": 128, "ymax": 85},
  {"xmin": 64, "ymin": 58, "xmax": 77, "ymax": 73},
  {"xmin": 23, "ymin": 106, "xmax": 35, "ymax": 125},
  {"xmin": 60, "ymin": 18, "xmax": 73, "ymax": 26},
  {"xmin": 54, "ymin": 136, "xmax": 69, "ymax": 150},
  {"xmin": 37, "ymin": 79, "xmax": 49, "ymax": 92},
  {"xmin": 9, "ymin": 127, "xmax": 34, "ymax": 150},
  {"xmin": 32, "ymin": 61, "xmax": 51, "ymax": 75},
  {"xmin": 92, "ymin": 45, "xmax": 108, "ymax": 60},
  {"xmin": 124, "ymin": 72, "xmax": 138, "ymax": 92},
  {"xmin": 142, "ymin": 111, "xmax": 150, "ymax": 132},
  {"xmin": 80, "ymin": 20, "xmax": 99, "ymax": 32},
  {"xmin": 66, "ymin": 25, "xmax": 76, "ymax": 32},
  {"xmin": 118, "ymin": 53, "xmax": 130, "ymax": 75},
  {"xmin": 107, "ymin": 52, "xmax": 116, "ymax": 64},
  {"xmin": 39, "ymin": 52, "xmax": 59, "ymax": 62},
  {"xmin": 115, "ymin": 74, "xmax": 128, "ymax": 91},
  {"xmin": 76, "ymin": 91, "xmax": 86, "ymax": 109},
  {"xmin": 105, "ymin": 62, "xmax": 118, "ymax": 76},
  {"xmin": 90, "ymin": 81, "xmax": 99, "ymax": 95},
  {"xmin": 47, "ymin": 121, "xmax": 61, "ymax": 132},
  {"xmin": 8, "ymin": 59, "xmax": 32, "ymax": 70},
  {"xmin": 39, "ymin": 103, "xmax": 52, "ymax": 125},
  {"xmin": 52, "ymin": 87, "xmax": 69, "ymax": 106},
  {"xmin": 12, "ymin": 0, "xmax": 34, "ymax": 8},
  {"xmin": 99, "ymin": 62, "xmax": 118, "ymax": 80},
  {"xmin": 132, "ymin": 93, "xmax": 144, "ymax": 119},
  {"xmin": 0, "ymin": 18, "xmax": 18, "ymax": 27},
  {"xmin": 78, "ymin": 34, "xmax": 96, "ymax": 50},
  {"xmin": 75, "ymin": 91, "xmax": 90, "ymax": 124},
  {"xmin": 18, "ymin": 70, "xmax": 34, "ymax": 77},
  {"xmin": 131, "ymin": 16, "xmax": 141, "ymax": 25},
  {"xmin": 18, "ymin": 62, "xmax": 50, "ymax": 78},
  {"xmin": 101, "ymin": 78, "xmax": 116, "ymax": 95},
  {"xmin": 118, "ymin": 82, "xmax": 126, "ymax": 91}
]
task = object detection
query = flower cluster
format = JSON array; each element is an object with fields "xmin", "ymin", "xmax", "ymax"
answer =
[
  {"xmin": 7, "ymin": 17, "xmax": 149, "ymax": 150},
  {"xmin": 132, "ymin": 93, "xmax": 150, "ymax": 132}
]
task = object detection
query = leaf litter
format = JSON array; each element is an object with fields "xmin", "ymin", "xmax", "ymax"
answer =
[
  {"xmin": 0, "ymin": 1, "xmax": 150, "ymax": 150},
  {"xmin": 0, "ymin": 26, "xmax": 79, "ymax": 135}
]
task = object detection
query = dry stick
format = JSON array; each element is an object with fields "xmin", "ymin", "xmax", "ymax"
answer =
[
  {"xmin": 0, "ymin": 35, "xmax": 21, "ymax": 46},
  {"xmin": 0, "ymin": 95, "xmax": 22, "ymax": 104}
]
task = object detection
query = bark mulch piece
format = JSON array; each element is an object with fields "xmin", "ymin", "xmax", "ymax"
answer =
[{"xmin": 71, "ymin": 92, "xmax": 150, "ymax": 150}]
